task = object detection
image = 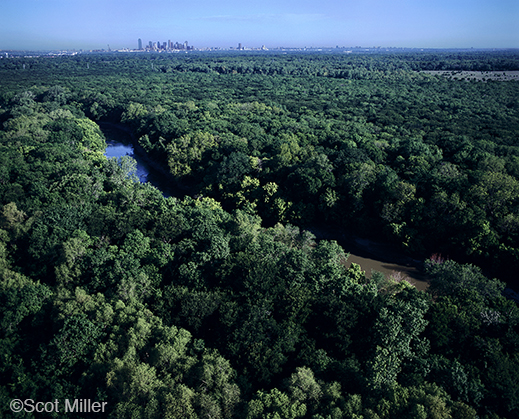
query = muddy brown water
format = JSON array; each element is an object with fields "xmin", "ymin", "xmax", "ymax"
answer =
[
  {"xmin": 347, "ymin": 253, "xmax": 428, "ymax": 291},
  {"xmin": 307, "ymin": 227, "xmax": 429, "ymax": 291}
]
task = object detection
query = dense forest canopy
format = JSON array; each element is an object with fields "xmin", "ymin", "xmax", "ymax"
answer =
[{"xmin": 0, "ymin": 51, "xmax": 518, "ymax": 418}]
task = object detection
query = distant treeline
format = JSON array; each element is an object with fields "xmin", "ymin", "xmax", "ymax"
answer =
[{"xmin": 2, "ymin": 50, "xmax": 519, "ymax": 79}]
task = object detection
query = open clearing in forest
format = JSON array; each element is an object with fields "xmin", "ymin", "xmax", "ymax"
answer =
[{"xmin": 423, "ymin": 70, "xmax": 519, "ymax": 81}]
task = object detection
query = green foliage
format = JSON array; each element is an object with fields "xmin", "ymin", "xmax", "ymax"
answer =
[
  {"xmin": 287, "ymin": 367, "xmax": 323, "ymax": 405},
  {"xmin": 247, "ymin": 388, "xmax": 307, "ymax": 419},
  {"xmin": 0, "ymin": 53, "xmax": 518, "ymax": 419},
  {"xmin": 425, "ymin": 259, "xmax": 504, "ymax": 302},
  {"xmin": 166, "ymin": 131, "xmax": 217, "ymax": 177},
  {"xmin": 367, "ymin": 289, "xmax": 430, "ymax": 391},
  {"xmin": 0, "ymin": 272, "xmax": 52, "ymax": 335},
  {"xmin": 48, "ymin": 312, "xmax": 103, "ymax": 369},
  {"xmin": 424, "ymin": 257, "xmax": 519, "ymax": 416}
]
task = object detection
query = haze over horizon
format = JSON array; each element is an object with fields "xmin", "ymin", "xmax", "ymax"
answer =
[{"xmin": 2, "ymin": 0, "xmax": 518, "ymax": 51}]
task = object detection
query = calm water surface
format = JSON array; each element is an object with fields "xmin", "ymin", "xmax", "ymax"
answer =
[{"xmin": 100, "ymin": 122, "xmax": 184, "ymax": 198}]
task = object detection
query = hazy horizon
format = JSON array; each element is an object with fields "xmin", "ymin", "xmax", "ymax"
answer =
[{"xmin": 2, "ymin": 0, "xmax": 518, "ymax": 51}]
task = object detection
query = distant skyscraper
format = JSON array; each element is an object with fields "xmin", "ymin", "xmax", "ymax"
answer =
[{"xmin": 138, "ymin": 38, "xmax": 142, "ymax": 50}]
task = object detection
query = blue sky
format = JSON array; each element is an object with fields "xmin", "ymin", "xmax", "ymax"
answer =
[{"xmin": 2, "ymin": 0, "xmax": 518, "ymax": 50}]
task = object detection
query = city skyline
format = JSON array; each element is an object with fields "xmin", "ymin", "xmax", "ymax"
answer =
[
  {"xmin": 139, "ymin": 39, "xmax": 193, "ymax": 51},
  {"xmin": 1, "ymin": 0, "xmax": 518, "ymax": 51}
]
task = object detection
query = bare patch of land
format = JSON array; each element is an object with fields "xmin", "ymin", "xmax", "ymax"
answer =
[{"xmin": 422, "ymin": 70, "xmax": 519, "ymax": 81}]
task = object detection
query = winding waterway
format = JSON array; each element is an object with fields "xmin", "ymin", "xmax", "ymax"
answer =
[
  {"xmin": 100, "ymin": 122, "xmax": 429, "ymax": 291},
  {"xmin": 100, "ymin": 122, "xmax": 187, "ymax": 198}
]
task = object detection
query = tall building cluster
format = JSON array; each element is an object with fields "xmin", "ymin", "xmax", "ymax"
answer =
[{"xmin": 138, "ymin": 38, "xmax": 192, "ymax": 51}]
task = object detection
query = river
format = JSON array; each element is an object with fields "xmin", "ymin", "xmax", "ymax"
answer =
[
  {"xmin": 100, "ymin": 121, "xmax": 188, "ymax": 198},
  {"xmin": 100, "ymin": 122, "xmax": 429, "ymax": 291},
  {"xmin": 306, "ymin": 225, "xmax": 429, "ymax": 291}
]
